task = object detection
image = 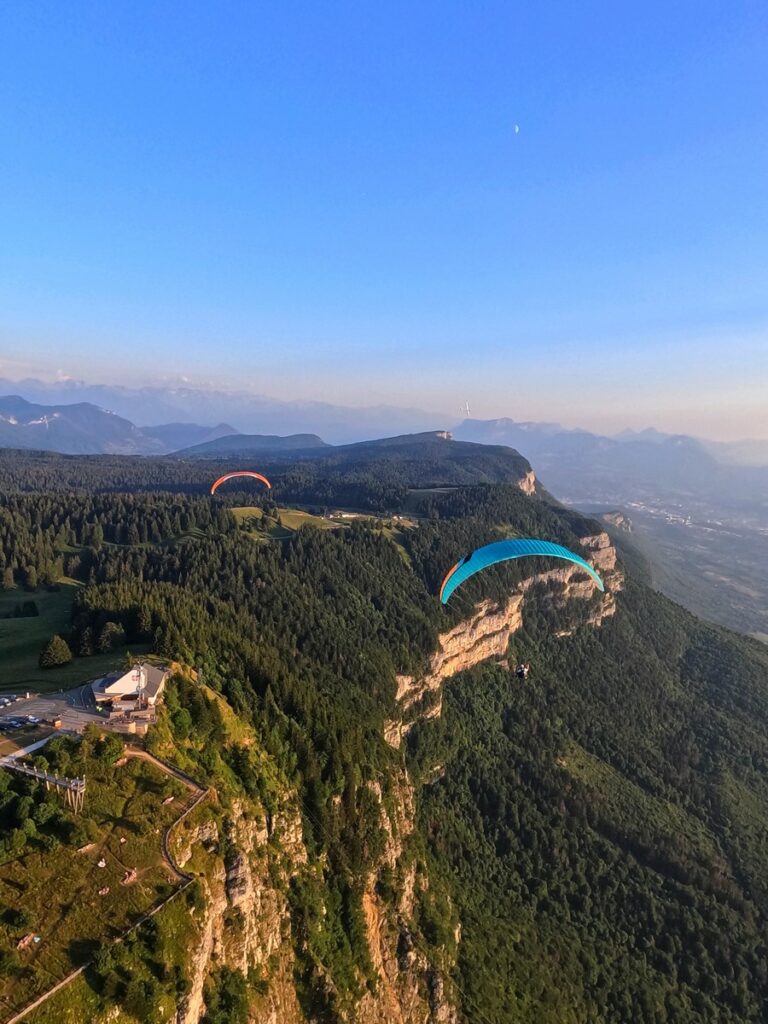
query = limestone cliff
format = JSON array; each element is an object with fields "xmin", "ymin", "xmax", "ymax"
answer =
[
  {"xmin": 385, "ymin": 595, "xmax": 525, "ymax": 747},
  {"xmin": 164, "ymin": 532, "xmax": 619, "ymax": 1021},
  {"xmin": 385, "ymin": 532, "xmax": 622, "ymax": 747},
  {"xmin": 517, "ymin": 468, "xmax": 537, "ymax": 495},
  {"xmin": 172, "ymin": 777, "xmax": 456, "ymax": 1024},
  {"xmin": 173, "ymin": 798, "xmax": 306, "ymax": 1024},
  {"xmin": 601, "ymin": 510, "xmax": 632, "ymax": 532},
  {"xmin": 356, "ymin": 772, "xmax": 458, "ymax": 1024}
]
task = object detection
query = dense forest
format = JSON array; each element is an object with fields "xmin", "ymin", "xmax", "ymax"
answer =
[
  {"xmin": 0, "ymin": 436, "xmax": 531, "ymax": 512},
  {"xmin": 2, "ymin": 444, "xmax": 768, "ymax": 1022},
  {"xmin": 411, "ymin": 583, "xmax": 768, "ymax": 1022}
]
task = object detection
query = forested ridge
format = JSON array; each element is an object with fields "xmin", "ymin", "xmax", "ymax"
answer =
[
  {"xmin": 412, "ymin": 583, "xmax": 768, "ymax": 1022},
  {"xmin": 0, "ymin": 436, "xmax": 531, "ymax": 512},
  {"xmin": 2, "ymin": 446, "xmax": 768, "ymax": 1022}
]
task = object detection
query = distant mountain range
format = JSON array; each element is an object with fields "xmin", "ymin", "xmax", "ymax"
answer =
[
  {"xmin": 140, "ymin": 422, "xmax": 239, "ymax": 452},
  {"xmin": 454, "ymin": 418, "xmax": 768, "ymax": 507},
  {"xmin": 0, "ymin": 377, "xmax": 444, "ymax": 444},
  {"xmin": 2, "ymin": 387, "xmax": 767, "ymax": 504},
  {"xmin": 178, "ymin": 432, "xmax": 329, "ymax": 457},
  {"xmin": 0, "ymin": 395, "xmax": 236, "ymax": 455},
  {"xmin": 4, "ymin": 375, "xmax": 767, "ymax": 462}
]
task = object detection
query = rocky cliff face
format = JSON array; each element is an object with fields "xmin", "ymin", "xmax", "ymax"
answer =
[
  {"xmin": 517, "ymin": 468, "xmax": 537, "ymax": 495},
  {"xmin": 174, "ymin": 799, "xmax": 306, "ymax": 1024},
  {"xmin": 171, "ymin": 531, "xmax": 620, "ymax": 1022},
  {"xmin": 385, "ymin": 595, "xmax": 525, "ymax": 747},
  {"xmin": 385, "ymin": 532, "xmax": 622, "ymax": 747},
  {"xmin": 601, "ymin": 510, "xmax": 632, "ymax": 532},
  {"xmin": 356, "ymin": 772, "xmax": 458, "ymax": 1024},
  {"xmin": 173, "ymin": 777, "xmax": 456, "ymax": 1024}
]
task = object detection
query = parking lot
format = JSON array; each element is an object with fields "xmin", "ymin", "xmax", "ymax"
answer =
[{"xmin": 0, "ymin": 682, "xmax": 104, "ymax": 735}]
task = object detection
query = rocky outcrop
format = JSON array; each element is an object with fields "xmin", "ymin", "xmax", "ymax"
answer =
[
  {"xmin": 520, "ymin": 531, "xmax": 622, "ymax": 634},
  {"xmin": 173, "ymin": 782, "xmax": 454, "ymax": 1024},
  {"xmin": 601, "ymin": 510, "xmax": 632, "ymax": 532},
  {"xmin": 517, "ymin": 469, "xmax": 537, "ymax": 495},
  {"xmin": 176, "ymin": 818, "xmax": 219, "ymax": 868},
  {"xmin": 385, "ymin": 595, "xmax": 524, "ymax": 747},
  {"xmin": 174, "ymin": 800, "xmax": 305, "ymax": 1024},
  {"xmin": 386, "ymin": 532, "xmax": 622, "ymax": 747},
  {"xmin": 580, "ymin": 531, "xmax": 619, "ymax": 574},
  {"xmin": 356, "ymin": 771, "xmax": 459, "ymax": 1024}
]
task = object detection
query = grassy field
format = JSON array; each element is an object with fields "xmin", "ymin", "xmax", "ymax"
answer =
[
  {"xmin": 0, "ymin": 586, "xmax": 148, "ymax": 695},
  {"xmin": 278, "ymin": 508, "xmax": 342, "ymax": 531},
  {"xmin": 0, "ymin": 728, "xmax": 54, "ymax": 758},
  {"xmin": 0, "ymin": 753, "xmax": 188, "ymax": 1022},
  {"xmin": 229, "ymin": 505, "xmax": 418, "ymax": 570},
  {"xmin": 232, "ymin": 505, "xmax": 344, "ymax": 539},
  {"xmin": 23, "ymin": 875, "xmax": 200, "ymax": 1024}
]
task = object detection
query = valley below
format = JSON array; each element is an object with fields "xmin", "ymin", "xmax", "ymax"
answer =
[{"xmin": 570, "ymin": 492, "xmax": 768, "ymax": 640}]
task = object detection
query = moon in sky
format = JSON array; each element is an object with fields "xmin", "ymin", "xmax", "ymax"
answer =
[{"xmin": 514, "ymin": 124, "xmax": 520, "ymax": 134}]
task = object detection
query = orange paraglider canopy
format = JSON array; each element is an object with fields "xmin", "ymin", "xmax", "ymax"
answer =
[{"xmin": 210, "ymin": 471, "xmax": 272, "ymax": 494}]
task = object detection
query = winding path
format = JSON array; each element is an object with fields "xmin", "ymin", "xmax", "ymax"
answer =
[{"xmin": 1, "ymin": 747, "xmax": 210, "ymax": 1024}]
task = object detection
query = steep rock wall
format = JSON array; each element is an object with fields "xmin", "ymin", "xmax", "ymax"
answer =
[
  {"xmin": 173, "ymin": 799, "xmax": 306, "ymax": 1024},
  {"xmin": 172, "ymin": 531, "xmax": 621, "ymax": 1020},
  {"xmin": 385, "ymin": 532, "xmax": 622, "ymax": 747},
  {"xmin": 356, "ymin": 771, "xmax": 458, "ymax": 1024},
  {"xmin": 517, "ymin": 469, "xmax": 537, "ymax": 495},
  {"xmin": 173, "ymin": 781, "xmax": 457, "ymax": 1024}
]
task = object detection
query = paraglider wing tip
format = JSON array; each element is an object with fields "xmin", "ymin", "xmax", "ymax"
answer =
[{"xmin": 439, "ymin": 562, "xmax": 461, "ymax": 604}]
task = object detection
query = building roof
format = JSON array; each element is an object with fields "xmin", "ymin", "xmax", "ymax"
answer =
[{"xmin": 92, "ymin": 664, "xmax": 168, "ymax": 701}]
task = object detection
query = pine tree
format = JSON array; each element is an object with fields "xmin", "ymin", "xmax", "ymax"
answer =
[
  {"xmin": 137, "ymin": 605, "xmax": 153, "ymax": 639},
  {"xmin": 39, "ymin": 634, "xmax": 73, "ymax": 668},
  {"xmin": 98, "ymin": 621, "xmax": 125, "ymax": 653},
  {"xmin": 79, "ymin": 626, "xmax": 94, "ymax": 657}
]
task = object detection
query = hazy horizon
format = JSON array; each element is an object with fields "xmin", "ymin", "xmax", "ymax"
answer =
[
  {"xmin": 1, "ymin": 368, "xmax": 766, "ymax": 444},
  {"xmin": 2, "ymin": 2, "xmax": 767, "ymax": 441}
]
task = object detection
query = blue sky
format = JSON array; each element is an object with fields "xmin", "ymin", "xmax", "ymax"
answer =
[{"xmin": 1, "ymin": 1, "xmax": 767, "ymax": 437}]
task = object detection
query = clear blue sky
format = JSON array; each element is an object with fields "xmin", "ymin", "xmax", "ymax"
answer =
[{"xmin": 1, "ymin": 1, "xmax": 767, "ymax": 437}]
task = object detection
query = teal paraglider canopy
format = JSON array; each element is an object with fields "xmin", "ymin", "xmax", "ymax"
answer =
[{"xmin": 439, "ymin": 538, "xmax": 604, "ymax": 604}]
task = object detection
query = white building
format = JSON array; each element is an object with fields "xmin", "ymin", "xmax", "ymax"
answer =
[{"xmin": 92, "ymin": 663, "xmax": 169, "ymax": 710}]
